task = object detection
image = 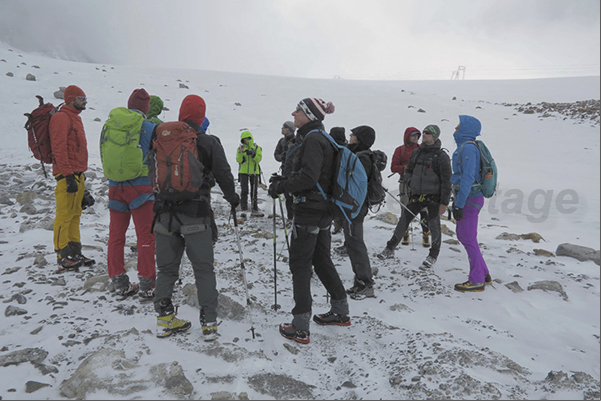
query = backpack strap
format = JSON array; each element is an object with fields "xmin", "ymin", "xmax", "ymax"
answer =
[{"xmin": 306, "ymin": 128, "xmax": 338, "ymax": 201}]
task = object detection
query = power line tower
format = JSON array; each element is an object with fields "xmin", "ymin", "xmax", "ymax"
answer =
[{"xmin": 451, "ymin": 66, "xmax": 466, "ymax": 80}]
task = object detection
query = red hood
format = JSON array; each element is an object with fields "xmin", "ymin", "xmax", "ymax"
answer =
[
  {"xmin": 404, "ymin": 127, "xmax": 421, "ymax": 145},
  {"xmin": 178, "ymin": 95, "xmax": 206, "ymax": 125}
]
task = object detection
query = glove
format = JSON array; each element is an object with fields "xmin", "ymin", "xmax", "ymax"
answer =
[
  {"xmin": 81, "ymin": 189, "xmax": 95, "ymax": 210},
  {"xmin": 268, "ymin": 180, "xmax": 284, "ymax": 199},
  {"xmin": 65, "ymin": 174, "xmax": 79, "ymax": 193},
  {"xmin": 230, "ymin": 193, "xmax": 240, "ymax": 209},
  {"xmin": 269, "ymin": 174, "xmax": 284, "ymax": 183},
  {"xmin": 245, "ymin": 149, "xmax": 256, "ymax": 158},
  {"xmin": 453, "ymin": 206, "xmax": 464, "ymax": 222}
]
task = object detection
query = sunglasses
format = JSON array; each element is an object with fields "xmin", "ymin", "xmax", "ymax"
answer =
[{"xmin": 76, "ymin": 96, "xmax": 87, "ymax": 101}]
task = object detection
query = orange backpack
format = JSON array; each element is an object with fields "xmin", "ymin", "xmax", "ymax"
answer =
[{"xmin": 149, "ymin": 121, "xmax": 204, "ymax": 201}]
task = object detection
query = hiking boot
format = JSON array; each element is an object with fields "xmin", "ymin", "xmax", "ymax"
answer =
[
  {"xmin": 422, "ymin": 231, "xmax": 431, "ymax": 248},
  {"xmin": 377, "ymin": 247, "xmax": 394, "ymax": 260},
  {"xmin": 454, "ymin": 281, "xmax": 485, "ymax": 293},
  {"xmin": 75, "ymin": 253, "xmax": 96, "ymax": 266},
  {"xmin": 349, "ymin": 285, "xmax": 375, "ymax": 300},
  {"xmin": 67, "ymin": 242, "xmax": 95, "ymax": 266},
  {"xmin": 115, "ymin": 283, "xmax": 139, "ymax": 298},
  {"xmin": 57, "ymin": 255, "xmax": 83, "ymax": 270},
  {"xmin": 420, "ymin": 255, "xmax": 437, "ymax": 270},
  {"xmin": 313, "ymin": 311, "xmax": 351, "ymax": 326},
  {"xmin": 334, "ymin": 244, "xmax": 348, "ymax": 256},
  {"xmin": 202, "ymin": 321, "xmax": 219, "ymax": 342},
  {"xmin": 279, "ymin": 323, "xmax": 310, "ymax": 344},
  {"xmin": 156, "ymin": 307, "xmax": 191, "ymax": 338},
  {"xmin": 346, "ymin": 284, "xmax": 359, "ymax": 295},
  {"xmin": 138, "ymin": 287, "xmax": 154, "ymax": 301},
  {"xmin": 251, "ymin": 209, "xmax": 264, "ymax": 217},
  {"xmin": 401, "ymin": 231, "xmax": 410, "ymax": 245},
  {"xmin": 485, "ymin": 274, "xmax": 492, "ymax": 284}
]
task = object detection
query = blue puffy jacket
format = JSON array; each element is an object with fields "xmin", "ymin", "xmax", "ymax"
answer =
[{"xmin": 451, "ymin": 115, "xmax": 482, "ymax": 208}]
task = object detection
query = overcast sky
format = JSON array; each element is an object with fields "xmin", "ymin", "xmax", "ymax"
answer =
[{"xmin": 1, "ymin": 0, "xmax": 599, "ymax": 80}]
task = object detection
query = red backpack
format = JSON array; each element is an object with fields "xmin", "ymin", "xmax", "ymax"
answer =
[
  {"xmin": 149, "ymin": 121, "xmax": 204, "ymax": 201},
  {"xmin": 24, "ymin": 96, "xmax": 59, "ymax": 177}
]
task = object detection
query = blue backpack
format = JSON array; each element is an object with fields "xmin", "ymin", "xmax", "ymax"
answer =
[
  {"xmin": 311, "ymin": 129, "xmax": 368, "ymax": 223},
  {"xmin": 459, "ymin": 140, "xmax": 498, "ymax": 198}
]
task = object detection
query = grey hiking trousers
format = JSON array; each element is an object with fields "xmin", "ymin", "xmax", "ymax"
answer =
[{"xmin": 153, "ymin": 213, "xmax": 217, "ymax": 322}]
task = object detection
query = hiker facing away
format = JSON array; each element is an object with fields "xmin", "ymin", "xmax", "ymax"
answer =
[
  {"xmin": 49, "ymin": 85, "xmax": 95, "ymax": 270},
  {"xmin": 268, "ymin": 97, "xmax": 350, "ymax": 344},
  {"xmin": 377, "ymin": 125, "xmax": 452, "ymax": 270},
  {"xmin": 152, "ymin": 94, "xmax": 240, "ymax": 340},
  {"xmin": 104, "ymin": 88, "xmax": 157, "ymax": 300}
]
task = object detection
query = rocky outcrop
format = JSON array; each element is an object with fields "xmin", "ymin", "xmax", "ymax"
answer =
[{"xmin": 556, "ymin": 243, "xmax": 600, "ymax": 266}]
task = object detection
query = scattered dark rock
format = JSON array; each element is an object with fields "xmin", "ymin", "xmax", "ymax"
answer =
[
  {"xmin": 556, "ymin": 243, "xmax": 600, "ymax": 265},
  {"xmin": 528, "ymin": 280, "xmax": 568, "ymax": 301},
  {"xmin": 25, "ymin": 381, "xmax": 51, "ymax": 393}
]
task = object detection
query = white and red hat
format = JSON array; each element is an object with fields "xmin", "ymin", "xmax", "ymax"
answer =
[{"xmin": 298, "ymin": 98, "xmax": 335, "ymax": 121}]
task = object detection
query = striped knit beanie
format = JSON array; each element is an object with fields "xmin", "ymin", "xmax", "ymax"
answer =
[{"xmin": 297, "ymin": 98, "xmax": 335, "ymax": 121}]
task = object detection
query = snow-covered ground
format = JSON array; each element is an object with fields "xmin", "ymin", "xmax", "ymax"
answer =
[{"xmin": 0, "ymin": 42, "xmax": 599, "ymax": 400}]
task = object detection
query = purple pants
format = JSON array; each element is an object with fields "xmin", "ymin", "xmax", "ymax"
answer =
[{"xmin": 456, "ymin": 196, "xmax": 489, "ymax": 283}]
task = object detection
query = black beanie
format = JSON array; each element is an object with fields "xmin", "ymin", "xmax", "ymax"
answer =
[
  {"xmin": 329, "ymin": 126, "xmax": 346, "ymax": 145},
  {"xmin": 351, "ymin": 125, "xmax": 375, "ymax": 148}
]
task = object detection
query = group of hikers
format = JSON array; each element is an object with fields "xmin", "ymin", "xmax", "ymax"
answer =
[{"xmin": 42, "ymin": 85, "xmax": 490, "ymax": 344}]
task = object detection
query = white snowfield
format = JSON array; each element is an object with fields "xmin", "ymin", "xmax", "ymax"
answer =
[{"xmin": 0, "ymin": 42, "xmax": 599, "ymax": 400}]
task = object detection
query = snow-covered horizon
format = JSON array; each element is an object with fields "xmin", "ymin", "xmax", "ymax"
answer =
[{"xmin": 0, "ymin": 42, "xmax": 599, "ymax": 400}]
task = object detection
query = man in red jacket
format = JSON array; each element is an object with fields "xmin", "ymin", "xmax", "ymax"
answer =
[
  {"xmin": 390, "ymin": 127, "xmax": 430, "ymax": 247},
  {"xmin": 49, "ymin": 85, "xmax": 94, "ymax": 270}
]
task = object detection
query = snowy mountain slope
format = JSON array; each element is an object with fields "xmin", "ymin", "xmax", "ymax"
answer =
[{"xmin": 0, "ymin": 42, "xmax": 599, "ymax": 400}]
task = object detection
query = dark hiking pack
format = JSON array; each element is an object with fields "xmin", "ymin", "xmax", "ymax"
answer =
[
  {"xmin": 458, "ymin": 140, "xmax": 498, "ymax": 198},
  {"xmin": 24, "ymin": 95, "xmax": 63, "ymax": 178},
  {"xmin": 100, "ymin": 107, "xmax": 147, "ymax": 181},
  {"xmin": 365, "ymin": 149, "xmax": 387, "ymax": 210},
  {"xmin": 149, "ymin": 121, "xmax": 204, "ymax": 202},
  {"xmin": 313, "ymin": 129, "xmax": 368, "ymax": 223}
]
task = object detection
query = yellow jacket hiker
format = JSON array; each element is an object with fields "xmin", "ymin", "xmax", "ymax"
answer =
[{"xmin": 236, "ymin": 130, "xmax": 263, "ymax": 214}]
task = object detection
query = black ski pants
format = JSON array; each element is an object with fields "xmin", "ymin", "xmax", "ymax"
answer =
[
  {"xmin": 239, "ymin": 173, "xmax": 259, "ymax": 211},
  {"xmin": 342, "ymin": 208, "xmax": 374, "ymax": 287},
  {"xmin": 289, "ymin": 211, "xmax": 348, "ymax": 320},
  {"xmin": 388, "ymin": 195, "xmax": 442, "ymax": 258}
]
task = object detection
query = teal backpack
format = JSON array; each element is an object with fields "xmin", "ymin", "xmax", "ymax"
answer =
[
  {"xmin": 459, "ymin": 140, "xmax": 498, "ymax": 198},
  {"xmin": 100, "ymin": 107, "xmax": 147, "ymax": 181}
]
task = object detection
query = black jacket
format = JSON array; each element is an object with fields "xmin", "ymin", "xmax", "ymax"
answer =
[
  {"xmin": 282, "ymin": 121, "xmax": 335, "ymax": 213},
  {"xmin": 351, "ymin": 143, "xmax": 373, "ymax": 218},
  {"xmin": 274, "ymin": 134, "xmax": 295, "ymax": 163},
  {"xmin": 404, "ymin": 139, "xmax": 452, "ymax": 205}
]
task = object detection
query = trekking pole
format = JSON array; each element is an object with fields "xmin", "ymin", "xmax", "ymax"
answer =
[
  {"xmin": 231, "ymin": 206, "xmax": 256, "ymax": 339},
  {"xmin": 272, "ymin": 199, "xmax": 281, "ymax": 311},
  {"xmin": 384, "ymin": 188, "xmax": 418, "ymax": 219},
  {"xmin": 277, "ymin": 195, "xmax": 291, "ymax": 254}
]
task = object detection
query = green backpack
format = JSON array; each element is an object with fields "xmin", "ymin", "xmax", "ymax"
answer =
[{"xmin": 100, "ymin": 107, "xmax": 147, "ymax": 181}]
